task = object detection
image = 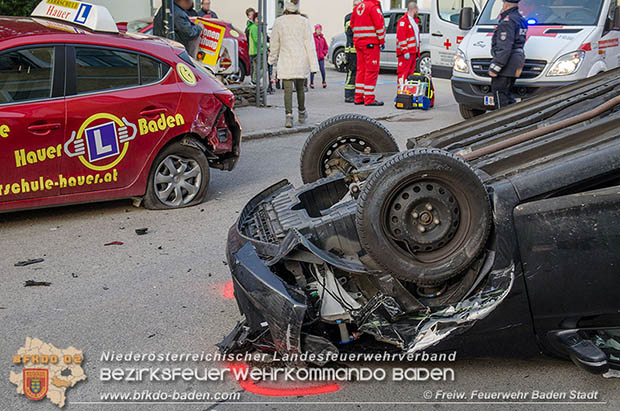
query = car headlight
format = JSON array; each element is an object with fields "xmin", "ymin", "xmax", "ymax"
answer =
[
  {"xmin": 454, "ymin": 49, "xmax": 469, "ymax": 74},
  {"xmin": 547, "ymin": 51, "xmax": 585, "ymax": 77}
]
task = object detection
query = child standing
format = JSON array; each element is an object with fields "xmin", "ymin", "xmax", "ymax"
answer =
[{"xmin": 310, "ymin": 24, "xmax": 328, "ymax": 89}]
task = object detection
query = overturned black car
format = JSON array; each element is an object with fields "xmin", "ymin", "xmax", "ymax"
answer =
[{"xmin": 221, "ymin": 68, "xmax": 620, "ymax": 375}]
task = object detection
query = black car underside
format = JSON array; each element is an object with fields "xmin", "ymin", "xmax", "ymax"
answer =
[{"xmin": 220, "ymin": 68, "xmax": 620, "ymax": 372}]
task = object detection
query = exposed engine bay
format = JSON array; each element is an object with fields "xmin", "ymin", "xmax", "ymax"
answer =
[{"xmin": 220, "ymin": 68, "xmax": 620, "ymax": 374}]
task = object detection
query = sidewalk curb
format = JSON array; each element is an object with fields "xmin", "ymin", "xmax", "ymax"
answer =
[{"xmin": 242, "ymin": 112, "xmax": 403, "ymax": 141}]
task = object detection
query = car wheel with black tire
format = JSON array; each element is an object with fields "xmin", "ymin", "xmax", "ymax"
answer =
[
  {"xmin": 356, "ymin": 148, "xmax": 492, "ymax": 286},
  {"xmin": 333, "ymin": 48, "xmax": 347, "ymax": 72},
  {"xmin": 416, "ymin": 52, "xmax": 432, "ymax": 76},
  {"xmin": 144, "ymin": 139, "xmax": 210, "ymax": 210},
  {"xmin": 300, "ymin": 114, "xmax": 399, "ymax": 184},
  {"xmin": 459, "ymin": 104, "xmax": 486, "ymax": 120}
]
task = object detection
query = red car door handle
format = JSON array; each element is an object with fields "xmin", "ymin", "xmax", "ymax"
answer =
[
  {"xmin": 27, "ymin": 123, "xmax": 61, "ymax": 133},
  {"xmin": 140, "ymin": 107, "xmax": 168, "ymax": 117}
]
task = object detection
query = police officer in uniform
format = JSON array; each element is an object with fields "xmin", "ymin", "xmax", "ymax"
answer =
[
  {"xmin": 344, "ymin": 0, "xmax": 362, "ymax": 103},
  {"xmin": 488, "ymin": 0, "xmax": 527, "ymax": 109}
]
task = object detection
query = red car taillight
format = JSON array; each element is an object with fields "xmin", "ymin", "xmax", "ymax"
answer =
[{"xmin": 215, "ymin": 91, "xmax": 235, "ymax": 109}]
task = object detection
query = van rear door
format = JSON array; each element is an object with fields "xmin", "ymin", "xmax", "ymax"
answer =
[{"xmin": 430, "ymin": 0, "xmax": 479, "ymax": 78}]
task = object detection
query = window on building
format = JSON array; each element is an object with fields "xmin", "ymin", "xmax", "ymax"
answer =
[{"xmin": 0, "ymin": 47, "xmax": 54, "ymax": 104}]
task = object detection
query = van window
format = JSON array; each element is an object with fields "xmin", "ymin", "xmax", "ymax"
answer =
[
  {"xmin": 437, "ymin": 0, "xmax": 478, "ymax": 25},
  {"xmin": 478, "ymin": 0, "xmax": 605, "ymax": 26},
  {"xmin": 0, "ymin": 47, "xmax": 54, "ymax": 104}
]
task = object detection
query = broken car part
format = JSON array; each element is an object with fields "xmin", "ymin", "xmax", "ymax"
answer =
[
  {"xmin": 221, "ymin": 68, "xmax": 620, "ymax": 375},
  {"xmin": 14, "ymin": 258, "xmax": 44, "ymax": 267}
]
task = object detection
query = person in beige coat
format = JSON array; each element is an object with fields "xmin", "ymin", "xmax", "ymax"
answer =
[{"xmin": 268, "ymin": 1, "xmax": 320, "ymax": 128}]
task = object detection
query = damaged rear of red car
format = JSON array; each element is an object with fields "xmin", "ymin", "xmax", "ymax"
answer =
[
  {"xmin": 220, "ymin": 68, "xmax": 620, "ymax": 376},
  {"xmin": 0, "ymin": 10, "xmax": 240, "ymax": 213}
]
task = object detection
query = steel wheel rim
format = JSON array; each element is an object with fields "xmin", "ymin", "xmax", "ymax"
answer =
[
  {"xmin": 380, "ymin": 174, "xmax": 473, "ymax": 265},
  {"xmin": 419, "ymin": 56, "xmax": 432, "ymax": 76},
  {"xmin": 321, "ymin": 136, "xmax": 372, "ymax": 178},
  {"xmin": 335, "ymin": 51, "xmax": 346, "ymax": 70},
  {"xmin": 154, "ymin": 154, "xmax": 202, "ymax": 207}
]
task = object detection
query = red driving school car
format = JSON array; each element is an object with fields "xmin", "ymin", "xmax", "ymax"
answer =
[{"xmin": 0, "ymin": 0, "xmax": 241, "ymax": 213}]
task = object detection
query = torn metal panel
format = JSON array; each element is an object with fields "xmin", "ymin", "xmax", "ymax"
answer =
[
  {"xmin": 357, "ymin": 264, "xmax": 514, "ymax": 352},
  {"xmin": 221, "ymin": 70, "xmax": 620, "ymax": 375}
]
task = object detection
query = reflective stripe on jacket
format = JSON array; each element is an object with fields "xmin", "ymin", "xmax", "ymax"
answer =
[
  {"xmin": 396, "ymin": 15, "xmax": 419, "ymax": 57},
  {"xmin": 350, "ymin": 0, "xmax": 385, "ymax": 47}
]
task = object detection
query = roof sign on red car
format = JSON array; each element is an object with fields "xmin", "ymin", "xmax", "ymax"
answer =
[
  {"xmin": 31, "ymin": 0, "xmax": 118, "ymax": 33},
  {"xmin": 195, "ymin": 19, "xmax": 226, "ymax": 66}
]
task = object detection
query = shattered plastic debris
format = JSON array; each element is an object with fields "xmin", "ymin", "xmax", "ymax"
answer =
[
  {"xmin": 24, "ymin": 280, "xmax": 51, "ymax": 287},
  {"xmin": 15, "ymin": 258, "xmax": 44, "ymax": 267},
  {"xmin": 357, "ymin": 264, "xmax": 515, "ymax": 352},
  {"xmin": 104, "ymin": 241, "xmax": 124, "ymax": 246},
  {"xmin": 135, "ymin": 228, "xmax": 149, "ymax": 235}
]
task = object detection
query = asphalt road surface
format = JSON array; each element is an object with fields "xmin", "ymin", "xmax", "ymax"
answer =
[{"xmin": 1, "ymin": 73, "xmax": 618, "ymax": 411}]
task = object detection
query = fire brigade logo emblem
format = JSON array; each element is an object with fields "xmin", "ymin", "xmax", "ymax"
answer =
[
  {"xmin": 23, "ymin": 369, "xmax": 48, "ymax": 401},
  {"xmin": 64, "ymin": 113, "xmax": 137, "ymax": 171}
]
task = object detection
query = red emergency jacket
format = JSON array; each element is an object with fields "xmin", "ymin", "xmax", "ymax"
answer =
[
  {"xmin": 350, "ymin": 0, "xmax": 385, "ymax": 48},
  {"xmin": 396, "ymin": 15, "xmax": 420, "ymax": 57}
]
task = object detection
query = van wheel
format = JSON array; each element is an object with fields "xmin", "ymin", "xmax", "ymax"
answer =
[
  {"xmin": 300, "ymin": 114, "xmax": 399, "ymax": 184},
  {"xmin": 144, "ymin": 140, "xmax": 210, "ymax": 210},
  {"xmin": 459, "ymin": 104, "xmax": 485, "ymax": 119},
  {"xmin": 356, "ymin": 148, "xmax": 491, "ymax": 286}
]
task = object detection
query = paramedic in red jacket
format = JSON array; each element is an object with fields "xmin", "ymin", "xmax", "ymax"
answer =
[
  {"xmin": 351, "ymin": 0, "xmax": 385, "ymax": 106},
  {"xmin": 396, "ymin": 2, "xmax": 421, "ymax": 85}
]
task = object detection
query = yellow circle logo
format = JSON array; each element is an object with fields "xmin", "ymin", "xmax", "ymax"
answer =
[
  {"xmin": 64, "ymin": 113, "xmax": 138, "ymax": 171},
  {"xmin": 177, "ymin": 63, "xmax": 197, "ymax": 86},
  {"xmin": 229, "ymin": 29, "xmax": 240, "ymax": 38}
]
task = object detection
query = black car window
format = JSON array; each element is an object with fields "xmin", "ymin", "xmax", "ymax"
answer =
[
  {"xmin": 75, "ymin": 47, "xmax": 139, "ymax": 94},
  {"xmin": 384, "ymin": 15, "xmax": 393, "ymax": 34},
  {"xmin": 420, "ymin": 13, "xmax": 430, "ymax": 33},
  {"xmin": 139, "ymin": 55, "xmax": 169, "ymax": 85},
  {"xmin": 0, "ymin": 47, "xmax": 54, "ymax": 104},
  {"xmin": 389, "ymin": 13, "xmax": 405, "ymax": 34}
]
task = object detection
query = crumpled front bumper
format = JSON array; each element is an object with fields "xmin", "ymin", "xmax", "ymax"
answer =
[{"xmin": 221, "ymin": 179, "xmax": 517, "ymax": 359}]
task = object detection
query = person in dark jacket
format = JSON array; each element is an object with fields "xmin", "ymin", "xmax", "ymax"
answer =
[
  {"xmin": 344, "ymin": 0, "xmax": 362, "ymax": 103},
  {"xmin": 488, "ymin": 0, "xmax": 527, "ymax": 109},
  {"xmin": 197, "ymin": 0, "xmax": 218, "ymax": 18},
  {"xmin": 185, "ymin": 4, "xmax": 198, "ymax": 17},
  {"xmin": 153, "ymin": 0, "xmax": 202, "ymax": 52}
]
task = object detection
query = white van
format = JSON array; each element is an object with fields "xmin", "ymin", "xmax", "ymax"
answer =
[{"xmin": 430, "ymin": 0, "xmax": 620, "ymax": 118}]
